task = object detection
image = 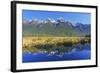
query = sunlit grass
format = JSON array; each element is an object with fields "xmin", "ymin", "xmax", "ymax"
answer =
[{"xmin": 22, "ymin": 37, "xmax": 90, "ymax": 53}]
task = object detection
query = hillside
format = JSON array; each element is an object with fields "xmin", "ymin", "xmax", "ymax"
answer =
[{"xmin": 22, "ymin": 18, "xmax": 90, "ymax": 37}]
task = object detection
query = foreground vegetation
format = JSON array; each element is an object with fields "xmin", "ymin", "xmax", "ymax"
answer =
[{"xmin": 22, "ymin": 37, "xmax": 90, "ymax": 55}]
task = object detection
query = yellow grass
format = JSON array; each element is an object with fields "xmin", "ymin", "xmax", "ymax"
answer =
[
  {"xmin": 23, "ymin": 37, "xmax": 89, "ymax": 47},
  {"xmin": 22, "ymin": 37, "xmax": 90, "ymax": 53}
]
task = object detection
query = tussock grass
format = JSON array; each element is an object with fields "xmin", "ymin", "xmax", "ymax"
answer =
[{"xmin": 22, "ymin": 37, "xmax": 90, "ymax": 53}]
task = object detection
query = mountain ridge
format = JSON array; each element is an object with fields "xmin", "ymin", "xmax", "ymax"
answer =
[{"xmin": 22, "ymin": 18, "xmax": 90, "ymax": 37}]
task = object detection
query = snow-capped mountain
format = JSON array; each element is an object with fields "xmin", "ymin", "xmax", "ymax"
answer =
[{"xmin": 23, "ymin": 17, "xmax": 90, "ymax": 37}]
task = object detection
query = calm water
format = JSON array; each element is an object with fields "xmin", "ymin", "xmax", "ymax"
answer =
[{"xmin": 22, "ymin": 44, "xmax": 91, "ymax": 63}]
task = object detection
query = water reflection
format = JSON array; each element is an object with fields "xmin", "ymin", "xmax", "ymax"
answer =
[{"xmin": 24, "ymin": 43, "xmax": 90, "ymax": 57}]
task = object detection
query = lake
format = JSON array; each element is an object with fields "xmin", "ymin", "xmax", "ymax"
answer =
[{"xmin": 22, "ymin": 43, "xmax": 91, "ymax": 63}]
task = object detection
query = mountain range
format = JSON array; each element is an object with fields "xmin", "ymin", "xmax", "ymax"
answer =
[{"xmin": 22, "ymin": 17, "xmax": 90, "ymax": 37}]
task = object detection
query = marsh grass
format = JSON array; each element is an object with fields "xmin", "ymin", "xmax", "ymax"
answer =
[{"xmin": 22, "ymin": 37, "xmax": 90, "ymax": 54}]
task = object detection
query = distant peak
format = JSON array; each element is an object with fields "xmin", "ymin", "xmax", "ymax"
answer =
[
  {"xmin": 46, "ymin": 18, "xmax": 57, "ymax": 24},
  {"xmin": 57, "ymin": 17, "xmax": 65, "ymax": 22}
]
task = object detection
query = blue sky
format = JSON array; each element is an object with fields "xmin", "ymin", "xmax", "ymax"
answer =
[{"xmin": 22, "ymin": 10, "xmax": 91, "ymax": 24}]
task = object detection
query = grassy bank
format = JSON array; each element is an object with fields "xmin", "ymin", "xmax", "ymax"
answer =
[{"xmin": 22, "ymin": 37, "xmax": 90, "ymax": 53}]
